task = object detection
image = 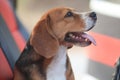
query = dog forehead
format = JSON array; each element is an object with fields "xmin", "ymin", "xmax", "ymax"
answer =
[{"xmin": 48, "ymin": 7, "xmax": 74, "ymax": 18}]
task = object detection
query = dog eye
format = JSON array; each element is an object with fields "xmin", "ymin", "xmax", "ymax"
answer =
[{"xmin": 65, "ymin": 11, "xmax": 73, "ymax": 17}]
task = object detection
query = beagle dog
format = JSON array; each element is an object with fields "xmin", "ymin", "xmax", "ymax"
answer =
[{"xmin": 14, "ymin": 7, "xmax": 97, "ymax": 80}]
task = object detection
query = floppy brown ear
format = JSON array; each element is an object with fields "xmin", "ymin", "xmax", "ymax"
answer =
[{"xmin": 30, "ymin": 15, "xmax": 59, "ymax": 58}]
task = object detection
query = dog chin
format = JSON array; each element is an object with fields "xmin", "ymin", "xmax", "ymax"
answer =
[{"xmin": 60, "ymin": 41, "xmax": 73, "ymax": 49}]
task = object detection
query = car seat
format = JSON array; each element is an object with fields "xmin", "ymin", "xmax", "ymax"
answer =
[{"xmin": 0, "ymin": 0, "xmax": 29, "ymax": 80}]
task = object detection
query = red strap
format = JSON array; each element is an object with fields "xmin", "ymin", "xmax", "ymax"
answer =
[
  {"xmin": 0, "ymin": 49, "xmax": 13, "ymax": 80},
  {"xmin": 0, "ymin": 0, "xmax": 25, "ymax": 51},
  {"xmin": 0, "ymin": 0, "xmax": 17, "ymax": 32}
]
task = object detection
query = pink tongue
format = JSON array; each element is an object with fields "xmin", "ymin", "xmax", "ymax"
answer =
[{"xmin": 82, "ymin": 33, "xmax": 96, "ymax": 46}]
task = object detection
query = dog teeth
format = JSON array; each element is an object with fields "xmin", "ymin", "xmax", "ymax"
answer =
[
  {"xmin": 72, "ymin": 35, "xmax": 75, "ymax": 38},
  {"xmin": 85, "ymin": 38, "xmax": 88, "ymax": 41},
  {"xmin": 69, "ymin": 34, "xmax": 73, "ymax": 37},
  {"xmin": 75, "ymin": 36, "xmax": 79, "ymax": 39},
  {"xmin": 69, "ymin": 33, "xmax": 76, "ymax": 38}
]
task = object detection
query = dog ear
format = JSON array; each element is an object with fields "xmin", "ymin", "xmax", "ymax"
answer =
[{"xmin": 30, "ymin": 15, "xmax": 59, "ymax": 58}]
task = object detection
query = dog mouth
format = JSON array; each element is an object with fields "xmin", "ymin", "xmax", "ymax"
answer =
[{"xmin": 64, "ymin": 32, "xmax": 96, "ymax": 47}]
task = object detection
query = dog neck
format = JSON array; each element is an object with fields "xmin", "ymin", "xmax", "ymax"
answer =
[
  {"xmin": 46, "ymin": 45, "xmax": 67, "ymax": 80},
  {"xmin": 22, "ymin": 41, "xmax": 67, "ymax": 80}
]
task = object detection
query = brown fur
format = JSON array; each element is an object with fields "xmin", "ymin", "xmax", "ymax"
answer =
[
  {"xmin": 14, "ymin": 7, "xmax": 91, "ymax": 80},
  {"xmin": 30, "ymin": 7, "xmax": 86, "ymax": 56}
]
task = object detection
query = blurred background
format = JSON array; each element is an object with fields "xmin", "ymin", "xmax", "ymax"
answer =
[
  {"xmin": 16, "ymin": 0, "xmax": 120, "ymax": 80},
  {"xmin": 1, "ymin": 0, "xmax": 120, "ymax": 80},
  {"xmin": 17, "ymin": 0, "xmax": 120, "ymax": 38}
]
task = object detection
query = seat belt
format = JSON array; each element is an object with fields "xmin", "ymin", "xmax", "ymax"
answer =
[
  {"xmin": 15, "ymin": 15, "xmax": 29, "ymax": 41},
  {"xmin": 113, "ymin": 58, "xmax": 120, "ymax": 80},
  {"xmin": 0, "ymin": 15, "xmax": 20, "ymax": 71}
]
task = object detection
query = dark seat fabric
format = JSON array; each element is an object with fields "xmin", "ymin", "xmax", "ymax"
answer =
[{"xmin": 0, "ymin": 0, "xmax": 29, "ymax": 80}]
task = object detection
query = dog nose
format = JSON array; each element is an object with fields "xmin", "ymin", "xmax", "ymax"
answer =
[{"xmin": 89, "ymin": 12, "xmax": 97, "ymax": 20}]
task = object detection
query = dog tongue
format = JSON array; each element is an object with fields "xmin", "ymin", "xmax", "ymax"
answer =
[{"xmin": 82, "ymin": 33, "xmax": 96, "ymax": 46}]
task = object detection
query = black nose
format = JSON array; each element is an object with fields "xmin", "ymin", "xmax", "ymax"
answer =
[{"xmin": 89, "ymin": 12, "xmax": 97, "ymax": 20}]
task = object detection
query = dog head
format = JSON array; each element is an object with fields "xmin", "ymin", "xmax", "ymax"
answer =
[{"xmin": 30, "ymin": 7, "xmax": 97, "ymax": 58}]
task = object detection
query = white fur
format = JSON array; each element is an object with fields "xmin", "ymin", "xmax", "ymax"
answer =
[
  {"xmin": 81, "ymin": 13, "xmax": 95, "ymax": 31},
  {"xmin": 47, "ymin": 46, "xmax": 67, "ymax": 80},
  {"xmin": 74, "ymin": 11, "xmax": 95, "ymax": 31}
]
